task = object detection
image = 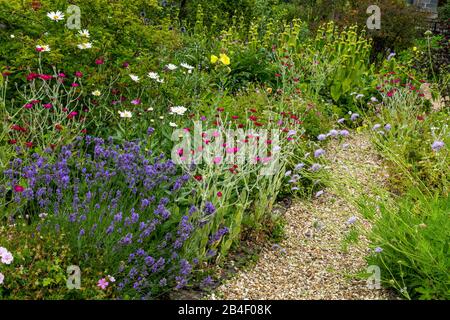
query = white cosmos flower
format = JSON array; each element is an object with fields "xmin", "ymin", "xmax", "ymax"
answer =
[
  {"xmin": 170, "ymin": 106, "xmax": 187, "ymax": 116},
  {"xmin": 355, "ymin": 94, "xmax": 364, "ymax": 99},
  {"xmin": 77, "ymin": 42, "xmax": 92, "ymax": 50},
  {"xmin": 169, "ymin": 122, "xmax": 177, "ymax": 127},
  {"xmin": 180, "ymin": 62, "xmax": 194, "ymax": 70},
  {"xmin": 10, "ymin": 34, "xmax": 14, "ymax": 38},
  {"xmin": 148, "ymin": 72, "xmax": 159, "ymax": 79},
  {"xmin": 36, "ymin": 45, "xmax": 51, "ymax": 52},
  {"xmin": 156, "ymin": 78, "xmax": 164, "ymax": 83},
  {"xmin": 118, "ymin": 110, "xmax": 132, "ymax": 118},
  {"xmin": 47, "ymin": 11, "xmax": 65, "ymax": 21},
  {"xmin": 147, "ymin": 107, "xmax": 154, "ymax": 111},
  {"xmin": 129, "ymin": 74, "xmax": 140, "ymax": 82},
  {"xmin": 92, "ymin": 90, "xmax": 101, "ymax": 96},
  {"xmin": 78, "ymin": 29, "xmax": 90, "ymax": 37},
  {"xmin": 165, "ymin": 63, "xmax": 177, "ymax": 71}
]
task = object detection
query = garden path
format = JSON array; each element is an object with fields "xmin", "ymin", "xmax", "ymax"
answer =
[{"xmin": 211, "ymin": 131, "xmax": 396, "ymax": 299}]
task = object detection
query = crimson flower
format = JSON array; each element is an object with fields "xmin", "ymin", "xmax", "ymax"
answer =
[{"xmin": 14, "ymin": 185, "xmax": 25, "ymax": 193}]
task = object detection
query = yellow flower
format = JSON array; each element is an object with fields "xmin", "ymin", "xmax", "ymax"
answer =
[
  {"xmin": 219, "ymin": 53, "xmax": 230, "ymax": 65},
  {"xmin": 266, "ymin": 87, "xmax": 273, "ymax": 94},
  {"xmin": 210, "ymin": 55, "xmax": 218, "ymax": 64},
  {"xmin": 413, "ymin": 46, "xmax": 417, "ymax": 51}
]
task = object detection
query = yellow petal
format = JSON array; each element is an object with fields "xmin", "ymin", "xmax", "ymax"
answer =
[
  {"xmin": 210, "ymin": 55, "xmax": 218, "ymax": 64},
  {"xmin": 219, "ymin": 53, "xmax": 230, "ymax": 65}
]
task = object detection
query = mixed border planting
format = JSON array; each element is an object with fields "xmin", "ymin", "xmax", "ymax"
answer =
[{"xmin": 0, "ymin": 0, "xmax": 448, "ymax": 300}]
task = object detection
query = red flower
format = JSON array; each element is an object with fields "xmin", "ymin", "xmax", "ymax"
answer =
[
  {"xmin": 26, "ymin": 73, "xmax": 39, "ymax": 81},
  {"xmin": 43, "ymin": 103, "xmax": 52, "ymax": 109},
  {"xmin": 25, "ymin": 141, "xmax": 33, "ymax": 148},
  {"xmin": 75, "ymin": 71, "xmax": 83, "ymax": 78},
  {"xmin": 250, "ymin": 108, "xmax": 257, "ymax": 113},
  {"xmin": 14, "ymin": 185, "xmax": 25, "ymax": 193},
  {"xmin": 417, "ymin": 115, "xmax": 425, "ymax": 121},
  {"xmin": 24, "ymin": 103, "xmax": 33, "ymax": 109},
  {"xmin": 11, "ymin": 124, "xmax": 26, "ymax": 132},
  {"xmin": 81, "ymin": 129, "xmax": 87, "ymax": 134},
  {"xmin": 217, "ymin": 191, "xmax": 222, "ymax": 198},
  {"xmin": 55, "ymin": 124, "xmax": 63, "ymax": 131},
  {"xmin": 8, "ymin": 139, "xmax": 17, "ymax": 145},
  {"xmin": 238, "ymin": 124, "xmax": 244, "ymax": 128},
  {"xmin": 95, "ymin": 59, "xmax": 104, "ymax": 65},
  {"xmin": 194, "ymin": 175, "xmax": 202, "ymax": 181},
  {"xmin": 249, "ymin": 115, "xmax": 258, "ymax": 121},
  {"xmin": 254, "ymin": 122, "xmax": 263, "ymax": 127},
  {"xmin": 38, "ymin": 74, "xmax": 53, "ymax": 81},
  {"xmin": 67, "ymin": 111, "xmax": 78, "ymax": 119},
  {"xmin": 275, "ymin": 73, "xmax": 281, "ymax": 77},
  {"xmin": 231, "ymin": 115, "xmax": 239, "ymax": 120},
  {"xmin": 217, "ymin": 107, "xmax": 225, "ymax": 112}
]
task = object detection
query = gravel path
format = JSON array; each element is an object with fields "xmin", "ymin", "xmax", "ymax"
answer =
[{"xmin": 211, "ymin": 132, "xmax": 396, "ymax": 300}]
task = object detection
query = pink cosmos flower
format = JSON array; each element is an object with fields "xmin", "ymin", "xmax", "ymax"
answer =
[
  {"xmin": 74, "ymin": 71, "xmax": 83, "ymax": 78},
  {"xmin": 131, "ymin": 99, "xmax": 141, "ymax": 105},
  {"xmin": 71, "ymin": 83, "xmax": 79, "ymax": 87},
  {"xmin": 213, "ymin": 156, "xmax": 222, "ymax": 164},
  {"xmin": 97, "ymin": 278, "xmax": 109, "ymax": 290}
]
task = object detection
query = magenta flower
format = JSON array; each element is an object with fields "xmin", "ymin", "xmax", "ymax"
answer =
[
  {"xmin": 97, "ymin": 278, "xmax": 109, "ymax": 290},
  {"xmin": 131, "ymin": 99, "xmax": 141, "ymax": 105}
]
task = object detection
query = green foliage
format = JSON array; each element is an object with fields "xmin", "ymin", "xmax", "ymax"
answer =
[{"xmin": 364, "ymin": 191, "xmax": 450, "ymax": 300}]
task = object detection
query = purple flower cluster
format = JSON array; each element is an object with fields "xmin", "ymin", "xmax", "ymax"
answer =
[{"xmin": 2, "ymin": 135, "xmax": 204, "ymax": 298}]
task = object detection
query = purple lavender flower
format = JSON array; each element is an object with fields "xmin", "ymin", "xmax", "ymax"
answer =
[
  {"xmin": 179, "ymin": 259, "xmax": 192, "ymax": 276},
  {"xmin": 337, "ymin": 118, "xmax": 345, "ymax": 124},
  {"xmin": 310, "ymin": 163, "xmax": 322, "ymax": 172},
  {"xmin": 315, "ymin": 190, "xmax": 324, "ymax": 198},
  {"xmin": 209, "ymin": 227, "xmax": 229, "ymax": 244},
  {"xmin": 201, "ymin": 276, "xmax": 214, "ymax": 288},
  {"xmin": 203, "ymin": 202, "xmax": 216, "ymax": 215},
  {"xmin": 374, "ymin": 247, "xmax": 383, "ymax": 253},
  {"xmin": 384, "ymin": 124, "xmax": 391, "ymax": 131},
  {"xmin": 147, "ymin": 127, "xmax": 155, "ymax": 136},
  {"xmin": 120, "ymin": 233, "xmax": 133, "ymax": 245},
  {"xmin": 317, "ymin": 134, "xmax": 327, "ymax": 141}
]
